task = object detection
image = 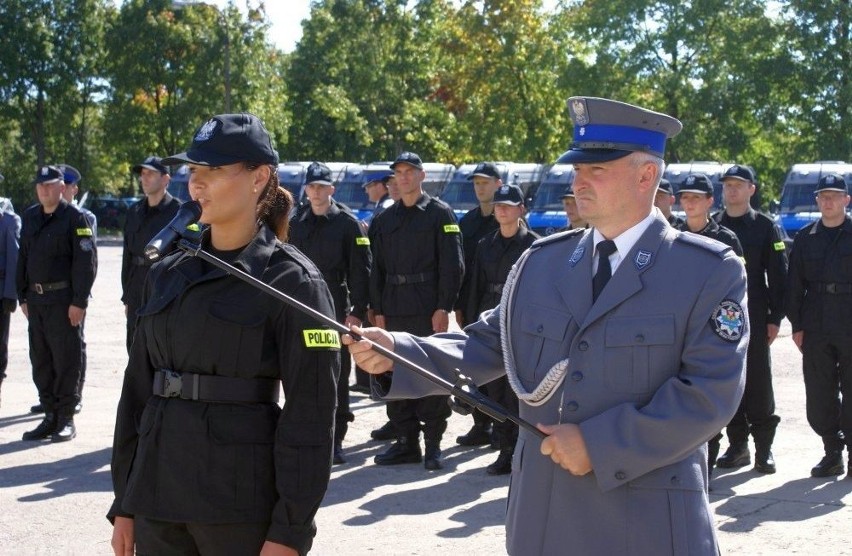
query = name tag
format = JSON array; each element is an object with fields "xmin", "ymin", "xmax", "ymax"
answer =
[{"xmin": 303, "ymin": 329, "xmax": 341, "ymax": 349}]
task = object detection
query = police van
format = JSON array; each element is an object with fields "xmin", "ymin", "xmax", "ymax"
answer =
[
  {"xmin": 439, "ymin": 162, "xmax": 545, "ymax": 220},
  {"xmin": 334, "ymin": 163, "xmax": 385, "ymax": 223},
  {"xmin": 527, "ymin": 164, "xmax": 573, "ymax": 236},
  {"xmin": 166, "ymin": 165, "xmax": 192, "ymax": 202},
  {"xmin": 775, "ymin": 161, "xmax": 852, "ymax": 236}
]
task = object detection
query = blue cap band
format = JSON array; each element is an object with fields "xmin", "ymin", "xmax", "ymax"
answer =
[{"xmin": 573, "ymin": 124, "xmax": 667, "ymax": 156}]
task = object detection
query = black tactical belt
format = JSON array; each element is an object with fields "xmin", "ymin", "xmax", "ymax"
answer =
[
  {"xmin": 131, "ymin": 255, "xmax": 150, "ymax": 266},
  {"xmin": 152, "ymin": 369, "xmax": 280, "ymax": 404},
  {"xmin": 30, "ymin": 281, "xmax": 70, "ymax": 294},
  {"xmin": 485, "ymin": 282, "xmax": 504, "ymax": 294},
  {"xmin": 386, "ymin": 272, "xmax": 432, "ymax": 285},
  {"xmin": 813, "ymin": 282, "xmax": 852, "ymax": 294}
]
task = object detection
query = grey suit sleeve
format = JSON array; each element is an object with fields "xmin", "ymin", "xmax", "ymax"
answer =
[{"xmin": 581, "ymin": 253, "xmax": 749, "ymax": 493}]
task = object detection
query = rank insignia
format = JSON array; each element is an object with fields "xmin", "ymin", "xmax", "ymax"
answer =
[
  {"xmin": 568, "ymin": 246, "xmax": 585, "ymax": 266},
  {"xmin": 634, "ymin": 249, "xmax": 652, "ymax": 269},
  {"xmin": 712, "ymin": 300, "xmax": 745, "ymax": 342}
]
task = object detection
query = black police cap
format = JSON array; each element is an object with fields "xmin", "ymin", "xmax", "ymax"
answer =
[
  {"xmin": 163, "ymin": 113, "xmax": 279, "ymax": 167},
  {"xmin": 677, "ymin": 173, "xmax": 713, "ymax": 196},
  {"xmin": 491, "ymin": 184, "xmax": 524, "ymax": 206},
  {"xmin": 815, "ymin": 173, "xmax": 848, "ymax": 194},
  {"xmin": 657, "ymin": 178, "xmax": 674, "ymax": 195},
  {"xmin": 390, "ymin": 151, "xmax": 423, "ymax": 170},
  {"xmin": 305, "ymin": 162, "xmax": 333, "ymax": 186},
  {"xmin": 133, "ymin": 156, "xmax": 169, "ymax": 175},
  {"xmin": 722, "ymin": 165, "xmax": 755, "ymax": 183},
  {"xmin": 34, "ymin": 165, "xmax": 63, "ymax": 184},
  {"xmin": 468, "ymin": 162, "xmax": 501, "ymax": 180}
]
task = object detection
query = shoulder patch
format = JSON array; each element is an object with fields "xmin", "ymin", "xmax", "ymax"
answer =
[
  {"xmin": 75, "ymin": 227, "xmax": 93, "ymax": 237},
  {"xmin": 675, "ymin": 231, "xmax": 731, "ymax": 257},
  {"xmin": 443, "ymin": 224, "xmax": 460, "ymax": 233},
  {"xmin": 711, "ymin": 300, "xmax": 746, "ymax": 342},
  {"xmin": 303, "ymin": 329, "xmax": 341, "ymax": 349},
  {"xmin": 531, "ymin": 227, "xmax": 585, "ymax": 248},
  {"xmin": 355, "ymin": 236, "xmax": 370, "ymax": 246},
  {"xmin": 773, "ymin": 241, "xmax": 786, "ymax": 251}
]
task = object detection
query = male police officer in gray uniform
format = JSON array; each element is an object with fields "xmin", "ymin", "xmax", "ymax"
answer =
[{"xmin": 347, "ymin": 97, "xmax": 748, "ymax": 555}]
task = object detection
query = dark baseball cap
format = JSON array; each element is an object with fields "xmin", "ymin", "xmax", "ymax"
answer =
[
  {"xmin": 133, "ymin": 156, "xmax": 169, "ymax": 175},
  {"xmin": 815, "ymin": 173, "xmax": 848, "ymax": 194},
  {"xmin": 657, "ymin": 178, "xmax": 674, "ymax": 195},
  {"xmin": 677, "ymin": 173, "xmax": 713, "ymax": 196},
  {"xmin": 557, "ymin": 97, "xmax": 682, "ymax": 164},
  {"xmin": 561, "ymin": 184, "xmax": 575, "ymax": 198},
  {"xmin": 363, "ymin": 169, "xmax": 393, "ymax": 187},
  {"xmin": 162, "ymin": 113, "xmax": 279, "ymax": 167},
  {"xmin": 59, "ymin": 164, "xmax": 82, "ymax": 185},
  {"xmin": 305, "ymin": 162, "xmax": 333, "ymax": 186},
  {"xmin": 34, "ymin": 165, "xmax": 63, "ymax": 184},
  {"xmin": 390, "ymin": 151, "xmax": 423, "ymax": 170},
  {"xmin": 468, "ymin": 162, "xmax": 501, "ymax": 180},
  {"xmin": 722, "ymin": 165, "xmax": 755, "ymax": 183},
  {"xmin": 491, "ymin": 184, "xmax": 524, "ymax": 206}
]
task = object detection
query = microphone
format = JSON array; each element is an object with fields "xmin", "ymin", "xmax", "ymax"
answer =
[{"xmin": 144, "ymin": 200, "xmax": 202, "ymax": 262}]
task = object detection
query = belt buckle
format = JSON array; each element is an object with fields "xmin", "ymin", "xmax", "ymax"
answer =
[
  {"xmin": 34, "ymin": 283, "xmax": 44, "ymax": 294},
  {"xmin": 398, "ymin": 275, "xmax": 406, "ymax": 284},
  {"xmin": 826, "ymin": 283, "xmax": 837, "ymax": 294},
  {"xmin": 162, "ymin": 370, "xmax": 183, "ymax": 397}
]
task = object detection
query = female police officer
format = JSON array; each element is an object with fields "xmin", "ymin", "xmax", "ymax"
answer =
[{"xmin": 108, "ymin": 113, "xmax": 340, "ymax": 556}]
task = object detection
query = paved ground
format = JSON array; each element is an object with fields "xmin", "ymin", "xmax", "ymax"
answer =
[{"xmin": 1, "ymin": 243, "xmax": 850, "ymax": 555}]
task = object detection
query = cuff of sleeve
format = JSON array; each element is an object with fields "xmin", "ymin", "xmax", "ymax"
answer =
[
  {"xmin": 266, "ymin": 523, "xmax": 315, "ymax": 556},
  {"xmin": 72, "ymin": 297, "xmax": 89, "ymax": 309}
]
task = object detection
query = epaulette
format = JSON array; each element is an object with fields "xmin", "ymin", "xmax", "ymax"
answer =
[
  {"xmin": 675, "ymin": 231, "xmax": 731, "ymax": 257},
  {"xmin": 530, "ymin": 227, "xmax": 585, "ymax": 248}
]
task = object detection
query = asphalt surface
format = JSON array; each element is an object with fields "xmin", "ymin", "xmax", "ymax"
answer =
[{"xmin": 1, "ymin": 243, "xmax": 851, "ymax": 555}]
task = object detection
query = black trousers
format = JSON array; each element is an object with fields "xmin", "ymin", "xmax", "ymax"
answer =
[
  {"xmin": 27, "ymin": 303, "xmax": 83, "ymax": 417},
  {"xmin": 0, "ymin": 309, "xmax": 9, "ymax": 379},
  {"xmin": 802, "ymin": 331, "xmax": 852, "ymax": 453},
  {"xmin": 126, "ymin": 300, "xmax": 141, "ymax": 353},
  {"xmin": 134, "ymin": 515, "xmax": 268, "ymax": 556},
  {"xmin": 385, "ymin": 315, "xmax": 451, "ymax": 442},
  {"xmin": 724, "ymin": 318, "xmax": 780, "ymax": 448},
  {"xmin": 335, "ymin": 342, "xmax": 354, "ymax": 443}
]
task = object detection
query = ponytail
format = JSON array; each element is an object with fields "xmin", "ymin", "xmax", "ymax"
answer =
[{"xmin": 254, "ymin": 164, "xmax": 293, "ymax": 241}]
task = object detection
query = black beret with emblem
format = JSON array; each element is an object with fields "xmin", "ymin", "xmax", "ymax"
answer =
[
  {"xmin": 677, "ymin": 173, "xmax": 713, "ymax": 196},
  {"xmin": 815, "ymin": 173, "xmax": 848, "ymax": 194},
  {"xmin": 163, "ymin": 113, "xmax": 279, "ymax": 167}
]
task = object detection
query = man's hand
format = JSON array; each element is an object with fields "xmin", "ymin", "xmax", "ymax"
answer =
[
  {"xmin": 20, "ymin": 302, "xmax": 28, "ymax": 319},
  {"xmin": 792, "ymin": 330, "xmax": 804, "ymax": 353},
  {"xmin": 342, "ymin": 326, "xmax": 395, "ymax": 374},
  {"xmin": 344, "ymin": 314, "xmax": 362, "ymax": 329},
  {"xmin": 767, "ymin": 323, "xmax": 780, "ymax": 346},
  {"xmin": 374, "ymin": 314, "xmax": 386, "ymax": 330},
  {"xmin": 260, "ymin": 541, "xmax": 299, "ymax": 556},
  {"xmin": 2, "ymin": 298, "xmax": 16, "ymax": 314},
  {"xmin": 68, "ymin": 305, "xmax": 86, "ymax": 327},
  {"xmin": 432, "ymin": 309, "xmax": 449, "ymax": 333},
  {"xmin": 366, "ymin": 308, "xmax": 376, "ymax": 326},
  {"xmin": 538, "ymin": 423, "xmax": 593, "ymax": 476},
  {"xmin": 111, "ymin": 516, "xmax": 134, "ymax": 556}
]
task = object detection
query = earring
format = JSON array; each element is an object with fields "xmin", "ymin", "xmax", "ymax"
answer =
[{"xmin": 252, "ymin": 188, "xmax": 257, "ymax": 193}]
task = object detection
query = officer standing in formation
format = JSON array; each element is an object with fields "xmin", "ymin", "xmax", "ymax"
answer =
[
  {"xmin": 464, "ymin": 183, "xmax": 539, "ymax": 475},
  {"xmin": 654, "ymin": 178, "xmax": 684, "ymax": 227},
  {"xmin": 786, "ymin": 173, "xmax": 852, "ymax": 479},
  {"xmin": 561, "ymin": 182, "xmax": 588, "ymax": 230},
  {"xmin": 289, "ymin": 161, "xmax": 372, "ymax": 465},
  {"xmin": 122, "ymin": 156, "xmax": 181, "ymax": 351},
  {"xmin": 368, "ymin": 151, "xmax": 464, "ymax": 470},
  {"xmin": 347, "ymin": 96, "xmax": 748, "ymax": 555},
  {"xmin": 59, "ymin": 164, "xmax": 97, "ymax": 235},
  {"xmin": 18, "ymin": 166, "xmax": 97, "ymax": 442},
  {"xmin": 714, "ymin": 164, "xmax": 788, "ymax": 474},
  {"xmin": 0, "ymin": 184, "xmax": 20, "ymax": 408},
  {"xmin": 455, "ymin": 162, "xmax": 502, "ymax": 448},
  {"xmin": 675, "ymin": 172, "xmax": 744, "ymax": 478},
  {"xmin": 362, "ymin": 169, "xmax": 394, "ymax": 224},
  {"xmin": 110, "ymin": 113, "xmax": 339, "ymax": 555}
]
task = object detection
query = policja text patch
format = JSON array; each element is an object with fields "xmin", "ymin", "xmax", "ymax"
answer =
[
  {"xmin": 303, "ymin": 329, "xmax": 341, "ymax": 349},
  {"xmin": 443, "ymin": 224, "xmax": 460, "ymax": 233}
]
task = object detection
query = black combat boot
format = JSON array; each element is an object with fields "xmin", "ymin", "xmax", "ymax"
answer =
[
  {"xmin": 333, "ymin": 422, "xmax": 348, "ymax": 465},
  {"xmin": 22, "ymin": 413, "xmax": 57, "ymax": 441},
  {"xmin": 52, "ymin": 416, "xmax": 76, "ymax": 442},
  {"xmin": 716, "ymin": 443, "xmax": 751, "ymax": 468},
  {"xmin": 424, "ymin": 442, "xmax": 443, "ymax": 471},
  {"xmin": 456, "ymin": 423, "xmax": 492, "ymax": 447},
  {"xmin": 811, "ymin": 451, "xmax": 844, "ymax": 478},
  {"xmin": 374, "ymin": 435, "xmax": 422, "ymax": 465},
  {"xmin": 30, "ymin": 402, "xmax": 45, "ymax": 414},
  {"xmin": 753, "ymin": 427, "xmax": 777, "ymax": 474},
  {"xmin": 370, "ymin": 421, "xmax": 396, "ymax": 441},
  {"xmin": 707, "ymin": 433, "xmax": 722, "ymax": 479},
  {"xmin": 486, "ymin": 449, "xmax": 513, "ymax": 475},
  {"xmin": 333, "ymin": 442, "xmax": 346, "ymax": 465}
]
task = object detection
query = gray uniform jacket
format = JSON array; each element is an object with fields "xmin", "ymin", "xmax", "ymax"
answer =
[{"xmin": 376, "ymin": 213, "xmax": 749, "ymax": 555}]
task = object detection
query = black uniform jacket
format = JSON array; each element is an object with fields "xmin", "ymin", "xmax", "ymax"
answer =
[
  {"xmin": 715, "ymin": 208, "xmax": 788, "ymax": 326},
  {"xmin": 677, "ymin": 218, "xmax": 744, "ymax": 256},
  {"xmin": 455, "ymin": 206, "xmax": 498, "ymax": 321},
  {"xmin": 369, "ymin": 193, "xmax": 464, "ymax": 317},
  {"xmin": 289, "ymin": 202, "xmax": 371, "ymax": 321},
  {"xmin": 787, "ymin": 215, "xmax": 852, "ymax": 334},
  {"xmin": 108, "ymin": 225, "xmax": 340, "ymax": 554},
  {"xmin": 121, "ymin": 193, "xmax": 182, "ymax": 309},
  {"xmin": 465, "ymin": 226, "xmax": 538, "ymax": 319},
  {"xmin": 16, "ymin": 200, "xmax": 96, "ymax": 308}
]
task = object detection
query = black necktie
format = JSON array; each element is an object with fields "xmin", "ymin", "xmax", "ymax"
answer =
[{"xmin": 592, "ymin": 240, "xmax": 617, "ymax": 302}]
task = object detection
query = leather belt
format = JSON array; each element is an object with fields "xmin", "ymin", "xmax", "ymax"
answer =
[
  {"xmin": 152, "ymin": 369, "xmax": 280, "ymax": 404},
  {"xmin": 485, "ymin": 282, "xmax": 504, "ymax": 294},
  {"xmin": 386, "ymin": 272, "xmax": 432, "ymax": 285},
  {"xmin": 813, "ymin": 282, "xmax": 852, "ymax": 294},
  {"xmin": 31, "ymin": 281, "xmax": 70, "ymax": 294}
]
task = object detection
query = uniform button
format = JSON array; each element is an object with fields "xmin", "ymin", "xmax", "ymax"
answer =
[
  {"xmin": 565, "ymin": 401, "xmax": 579, "ymax": 412},
  {"xmin": 537, "ymin": 325, "xmax": 544, "ymax": 333},
  {"xmin": 635, "ymin": 334, "xmax": 645, "ymax": 343},
  {"xmin": 615, "ymin": 471, "xmax": 627, "ymax": 481},
  {"xmin": 571, "ymin": 371, "xmax": 584, "ymax": 382},
  {"xmin": 578, "ymin": 341, "xmax": 589, "ymax": 351}
]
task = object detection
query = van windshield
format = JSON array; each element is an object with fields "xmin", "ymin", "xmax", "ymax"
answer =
[
  {"xmin": 335, "ymin": 180, "xmax": 370, "ymax": 209},
  {"xmin": 532, "ymin": 182, "xmax": 566, "ymax": 211},
  {"xmin": 439, "ymin": 181, "xmax": 477, "ymax": 211},
  {"xmin": 780, "ymin": 183, "xmax": 818, "ymax": 213}
]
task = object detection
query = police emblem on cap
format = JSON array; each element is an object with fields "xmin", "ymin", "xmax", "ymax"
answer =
[
  {"xmin": 41, "ymin": 167, "xmax": 49, "ymax": 176},
  {"xmin": 194, "ymin": 119, "xmax": 218, "ymax": 142},
  {"xmin": 570, "ymin": 99, "xmax": 589, "ymax": 126},
  {"xmin": 685, "ymin": 176, "xmax": 695, "ymax": 185},
  {"xmin": 826, "ymin": 175, "xmax": 835, "ymax": 184},
  {"xmin": 569, "ymin": 246, "xmax": 585, "ymax": 267},
  {"xmin": 712, "ymin": 300, "xmax": 745, "ymax": 342},
  {"xmin": 500, "ymin": 185, "xmax": 508, "ymax": 193},
  {"xmin": 634, "ymin": 250, "xmax": 652, "ymax": 269}
]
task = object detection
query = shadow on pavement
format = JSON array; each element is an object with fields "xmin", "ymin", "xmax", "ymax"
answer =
[{"xmin": 0, "ymin": 446, "xmax": 112, "ymax": 500}]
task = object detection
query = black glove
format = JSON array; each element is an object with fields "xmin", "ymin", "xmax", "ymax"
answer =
[{"xmin": 2, "ymin": 299, "xmax": 16, "ymax": 314}]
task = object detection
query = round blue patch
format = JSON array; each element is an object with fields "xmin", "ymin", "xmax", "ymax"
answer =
[{"xmin": 712, "ymin": 300, "xmax": 745, "ymax": 342}]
